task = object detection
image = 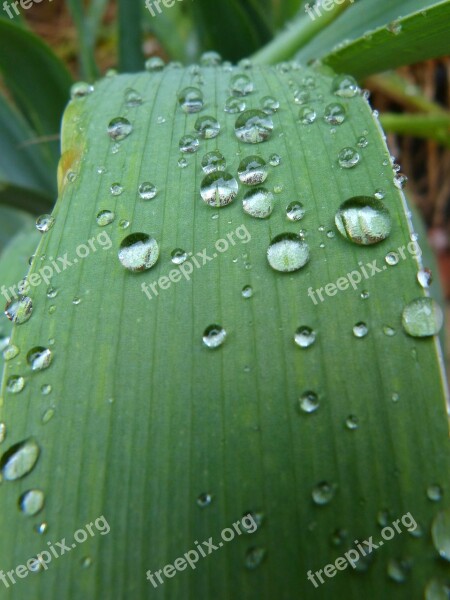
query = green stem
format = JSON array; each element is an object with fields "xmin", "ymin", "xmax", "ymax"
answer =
[
  {"xmin": 251, "ymin": 0, "xmax": 354, "ymax": 65},
  {"xmin": 380, "ymin": 112, "xmax": 450, "ymax": 147},
  {"xmin": 118, "ymin": 0, "xmax": 144, "ymax": 73}
]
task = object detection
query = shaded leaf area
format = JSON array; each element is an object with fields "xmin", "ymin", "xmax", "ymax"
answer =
[{"xmin": 0, "ymin": 65, "xmax": 448, "ymax": 600}]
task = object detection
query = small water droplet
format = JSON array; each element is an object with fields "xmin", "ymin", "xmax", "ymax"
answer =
[
  {"xmin": 197, "ymin": 492, "xmax": 213, "ymax": 507},
  {"xmin": 345, "ymin": 415, "xmax": 359, "ymax": 430},
  {"xmin": 0, "ymin": 423, "xmax": 6, "ymax": 444},
  {"xmin": 312, "ymin": 481, "xmax": 337, "ymax": 505},
  {"xmin": 332, "ymin": 74, "xmax": 359, "ymax": 98},
  {"xmin": 235, "ymin": 110, "xmax": 273, "ymax": 144},
  {"xmin": 145, "ymin": 56, "xmax": 165, "ymax": 71},
  {"xmin": 402, "ymin": 298, "xmax": 443, "ymax": 337},
  {"xmin": 427, "ymin": 484, "xmax": 443, "ymax": 502},
  {"xmin": 335, "ymin": 196, "xmax": 391, "ymax": 245},
  {"xmin": 200, "ymin": 172, "xmax": 238, "ymax": 207},
  {"xmin": 200, "ymin": 51, "xmax": 222, "ymax": 66},
  {"xmin": 286, "ymin": 201, "xmax": 305, "ymax": 221},
  {"xmin": 178, "ymin": 87, "xmax": 204, "ymax": 113},
  {"xmin": 1, "ymin": 439, "xmax": 40, "ymax": 481},
  {"xmin": 6, "ymin": 375, "xmax": 25, "ymax": 393},
  {"xmin": 70, "ymin": 82, "xmax": 94, "ymax": 99},
  {"xmin": 245, "ymin": 547, "xmax": 266, "ymax": 569},
  {"xmin": 238, "ymin": 155, "xmax": 268, "ymax": 185},
  {"xmin": 107, "ymin": 117, "xmax": 132, "ymax": 141},
  {"xmin": 27, "ymin": 347, "xmax": 52, "ymax": 371},
  {"xmin": 269, "ymin": 153, "xmax": 281, "ymax": 167},
  {"xmin": 110, "ymin": 183, "xmax": 124, "ymax": 196},
  {"xmin": 394, "ymin": 173, "xmax": 408, "ymax": 189},
  {"xmin": 179, "ymin": 134, "xmax": 200, "ymax": 154},
  {"xmin": 96, "ymin": 210, "xmax": 115, "ymax": 226},
  {"xmin": 125, "ymin": 88, "xmax": 143, "ymax": 107},
  {"xmin": 118, "ymin": 233, "xmax": 160, "ymax": 272},
  {"xmin": 385, "ymin": 252, "xmax": 399, "ymax": 266},
  {"xmin": 41, "ymin": 384, "xmax": 52, "ymax": 395},
  {"xmin": 243, "ymin": 188, "xmax": 274, "ymax": 219},
  {"xmin": 201, "ymin": 150, "xmax": 226, "ymax": 174},
  {"xmin": 138, "ymin": 182, "xmax": 158, "ymax": 200},
  {"xmin": 338, "ymin": 147, "xmax": 360, "ymax": 169},
  {"xmin": 230, "ymin": 73, "xmax": 254, "ymax": 96},
  {"xmin": 194, "ymin": 115, "xmax": 221, "ymax": 139},
  {"xmin": 224, "ymin": 96, "xmax": 246, "ymax": 114},
  {"xmin": 19, "ymin": 489, "xmax": 45, "ymax": 516},
  {"xmin": 324, "ymin": 103, "xmax": 346, "ymax": 125},
  {"xmin": 299, "ymin": 106, "xmax": 317, "ymax": 124},
  {"xmin": 298, "ymin": 391, "xmax": 319, "ymax": 413},
  {"xmin": 202, "ymin": 325, "xmax": 227, "ymax": 349},
  {"xmin": 261, "ymin": 95, "xmax": 279, "ymax": 114},
  {"xmin": 3, "ymin": 344, "xmax": 19, "ymax": 361},
  {"xmin": 417, "ymin": 268, "xmax": 432, "ymax": 288},
  {"xmin": 294, "ymin": 327, "xmax": 316, "ymax": 348},
  {"xmin": 267, "ymin": 233, "xmax": 310, "ymax": 272},
  {"xmin": 242, "ymin": 285, "xmax": 253, "ymax": 299},
  {"xmin": 36, "ymin": 214, "xmax": 55, "ymax": 233},
  {"xmin": 424, "ymin": 578, "xmax": 450, "ymax": 600},
  {"xmin": 353, "ymin": 322, "xmax": 368, "ymax": 338},
  {"xmin": 171, "ymin": 249, "xmax": 188, "ymax": 265},
  {"xmin": 432, "ymin": 508, "xmax": 450, "ymax": 561}
]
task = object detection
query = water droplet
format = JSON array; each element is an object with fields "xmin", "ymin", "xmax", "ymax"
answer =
[
  {"xmin": 107, "ymin": 117, "xmax": 132, "ymax": 141},
  {"xmin": 224, "ymin": 96, "xmax": 246, "ymax": 114},
  {"xmin": 332, "ymin": 74, "xmax": 359, "ymax": 98},
  {"xmin": 299, "ymin": 106, "xmax": 317, "ymax": 124},
  {"xmin": 427, "ymin": 484, "xmax": 443, "ymax": 502},
  {"xmin": 27, "ymin": 347, "xmax": 52, "ymax": 371},
  {"xmin": 357, "ymin": 136, "xmax": 369, "ymax": 148},
  {"xmin": 178, "ymin": 87, "xmax": 204, "ymax": 113},
  {"xmin": 269, "ymin": 153, "xmax": 281, "ymax": 167},
  {"xmin": 394, "ymin": 173, "xmax": 408, "ymax": 189},
  {"xmin": 261, "ymin": 95, "xmax": 279, "ymax": 114},
  {"xmin": 1, "ymin": 439, "xmax": 40, "ymax": 481},
  {"xmin": 202, "ymin": 325, "xmax": 227, "ymax": 349},
  {"xmin": 200, "ymin": 172, "xmax": 238, "ymax": 207},
  {"xmin": 417, "ymin": 268, "xmax": 432, "ymax": 288},
  {"xmin": 387, "ymin": 20, "xmax": 402, "ymax": 35},
  {"xmin": 96, "ymin": 210, "xmax": 115, "ymax": 226},
  {"xmin": 35, "ymin": 522, "xmax": 48, "ymax": 535},
  {"xmin": 286, "ymin": 201, "xmax": 305, "ymax": 221},
  {"xmin": 197, "ymin": 492, "xmax": 213, "ymax": 507},
  {"xmin": 267, "ymin": 233, "xmax": 310, "ymax": 272},
  {"xmin": 242, "ymin": 285, "xmax": 253, "ymax": 299},
  {"xmin": 238, "ymin": 156, "xmax": 268, "ymax": 185},
  {"xmin": 432, "ymin": 508, "xmax": 450, "ymax": 561},
  {"xmin": 245, "ymin": 547, "xmax": 266, "ymax": 569},
  {"xmin": 374, "ymin": 189, "xmax": 385, "ymax": 200},
  {"xmin": 110, "ymin": 183, "xmax": 124, "ymax": 196},
  {"xmin": 324, "ymin": 103, "xmax": 346, "ymax": 125},
  {"xmin": 201, "ymin": 151, "xmax": 226, "ymax": 174},
  {"xmin": 36, "ymin": 214, "xmax": 55, "ymax": 233},
  {"xmin": 385, "ymin": 252, "xmax": 399, "ymax": 266},
  {"xmin": 6, "ymin": 375, "xmax": 25, "ymax": 393},
  {"xmin": 335, "ymin": 196, "xmax": 391, "ymax": 245},
  {"xmin": 402, "ymin": 298, "xmax": 443, "ymax": 337},
  {"xmin": 72, "ymin": 297, "xmax": 81, "ymax": 306},
  {"xmin": 42, "ymin": 408, "xmax": 55, "ymax": 424},
  {"xmin": 3, "ymin": 344, "xmax": 19, "ymax": 361},
  {"xmin": 242, "ymin": 188, "xmax": 274, "ymax": 219},
  {"xmin": 178, "ymin": 157, "xmax": 188, "ymax": 169},
  {"xmin": 70, "ymin": 82, "xmax": 94, "ymax": 99},
  {"xmin": 138, "ymin": 182, "xmax": 158, "ymax": 200},
  {"xmin": 345, "ymin": 415, "xmax": 359, "ymax": 430},
  {"xmin": 200, "ymin": 51, "xmax": 222, "ymax": 66},
  {"xmin": 424, "ymin": 578, "xmax": 450, "ymax": 600},
  {"xmin": 294, "ymin": 327, "xmax": 316, "ymax": 348},
  {"xmin": 235, "ymin": 110, "xmax": 273, "ymax": 144},
  {"xmin": 19, "ymin": 489, "xmax": 45, "ymax": 516},
  {"xmin": 125, "ymin": 88, "xmax": 143, "ymax": 107},
  {"xmin": 41, "ymin": 384, "xmax": 52, "ymax": 395},
  {"xmin": 171, "ymin": 249, "xmax": 188, "ymax": 265},
  {"xmin": 230, "ymin": 73, "xmax": 254, "ymax": 96},
  {"xmin": 353, "ymin": 322, "xmax": 368, "ymax": 338},
  {"xmin": 294, "ymin": 89, "xmax": 310, "ymax": 105},
  {"xmin": 179, "ymin": 134, "xmax": 200, "ymax": 154},
  {"xmin": 298, "ymin": 391, "xmax": 319, "ymax": 413},
  {"xmin": 383, "ymin": 325, "xmax": 396, "ymax": 337},
  {"xmin": 5, "ymin": 296, "xmax": 33, "ymax": 324},
  {"xmin": 338, "ymin": 147, "xmax": 360, "ymax": 169},
  {"xmin": 119, "ymin": 219, "xmax": 130, "ymax": 230},
  {"xmin": 194, "ymin": 116, "xmax": 221, "ymax": 139},
  {"xmin": 118, "ymin": 233, "xmax": 160, "ymax": 272},
  {"xmin": 387, "ymin": 558, "xmax": 411, "ymax": 582},
  {"xmin": 145, "ymin": 56, "xmax": 165, "ymax": 71},
  {"xmin": 312, "ymin": 481, "xmax": 337, "ymax": 505}
]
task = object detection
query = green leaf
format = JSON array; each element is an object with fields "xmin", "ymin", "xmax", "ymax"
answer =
[
  {"xmin": 0, "ymin": 65, "xmax": 448, "ymax": 599},
  {"xmin": 66, "ymin": 0, "xmax": 109, "ymax": 80},
  {"xmin": 0, "ymin": 92, "xmax": 56, "ymax": 212},
  {"xmin": 0, "ymin": 19, "xmax": 72, "ymax": 160}
]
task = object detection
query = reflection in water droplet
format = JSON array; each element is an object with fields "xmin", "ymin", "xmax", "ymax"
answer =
[
  {"xmin": 335, "ymin": 196, "xmax": 391, "ymax": 245},
  {"xmin": 107, "ymin": 117, "xmax": 132, "ymax": 141},
  {"xmin": 138, "ymin": 182, "xmax": 158, "ymax": 200},
  {"xmin": 178, "ymin": 87, "xmax": 204, "ymax": 113},
  {"xmin": 338, "ymin": 147, "xmax": 360, "ymax": 169},
  {"xmin": 294, "ymin": 327, "xmax": 316, "ymax": 348},
  {"xmin": 27, "ymin": 347, "xmax": 52, "ymax": 371},
  {"xmin": 332, "ymin": 74, "xmax": 359, "ymax": 98},
  {"xmin": 197, "ymin": 492, "xmax": 213, "ymax": 507},
  {"xmin": 324, "ymin": 103, "xmax": 346, "ymax": 125},
  {"xmin": 224, "ymin": 96, "xmax": 246, "ymax": 114},
  {"xmin": 286, "ymin": 202, "xmax": 305, "ymax": 221},
  {"xmin": 171, "ymin": 249, "xmax": 188, "ymax": 265},
  {"xmin": 242, "ymin": 285, "xmax": 253, "ymax": 299},
  {"xmin": 195, "ymin": 116, "xmax": 220, "ymax": 139},
  {"xmin": 353, "ymin": 323, "xmax": 368, "ymax": 338},
  {"xmin": 230, "ymin": 74, "xmax": 254, "ymax": 96},
  {"xmin": 118, "ymin": 233, "xmax": 160, "ymax": 272},
  {"xmin": 432, "ymin": 508, "xmax": 450, "ymax": 561},
  {"xmin": 261, "ymin": 96, "xmax": 279, "ymax": 114},
  {"xmin": 6, "ymin": 375, "xmax": 25, "ymax": 393},
  {"xmin": 243, "ymin": 188, "xmax": 274, "ymax": 219},
  {"xmin": 299, "ymin": 106, "xmax": 316, "ymax": 124},
  {"xmin": 1, "ymin": 439, "xmax": 40, "ymax": 481},
  {"xmin": 179, "ymin": 135, "xmax": 200, "ymax": 154},
  {"xmin": 200, "ymin": 172, "xmax": 238, "ymax": 207},
  {"xmin": 417, "ymin": 268, "xmax": 432, "ymax": 288},
  {"xmin": 427, "ymin": 484, "xmax": 443, "ymax": 502},
  {"xmin": 298, "ymin": 391, "xmax": 319, "ymax": 413},
  {"xmin": 267, "ymin": 233, "xmax": 310, "ymax": 272},
  {"xmin": 238, "ymin": 156, "xmax": 268, "ymax": 185},
  {"xmin": 235, "ymin": 110, "xmax": 273, "ymax": 144},
  {"xmin": 36, "ymin": 214, "xmax": 55, "ymax": 233},
  {"xmin": 202, "ymin": 325, "xmax": 227, "ymax": 349},
  {"xmin": 5, "ymin": 296, "xmax": 33, "ymax": 324},
  {"xmin": 312, "ymin": 481, "xmax": 337, "ymax": 505},
  {"xmin": 201, "ymin": 151, "xmax": 226, "ymax": 174},
  {"xmin": 402, "ymin": 298, "xmax": 443, "ymax": 337},
  {"xmin": 96, "ymin": 210, "xmax": 115, "ymax": 226},
  {"xmin": 19, "ymin": 489, "xmax": 45, "ymax": 516}
]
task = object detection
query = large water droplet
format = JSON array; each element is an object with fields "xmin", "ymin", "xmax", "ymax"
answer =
[
  {"xmin": 1, "ymin": 439, "xmax": 40, "ymax": 481},
  {"xmin": 178, "ymin": 87, "xmax": 204, "ymax": 113},
  {"xmin": 36, "ymin": 214, "xmax": 55, "ymax": 233},
  {"xmin": 107, "ymin": 117, "xmax": 132, "ymax": 141},
  {"xmin": 5, "ymin": 296, "xmax": 33, "ymax": 324},
  {"xmin": 238, "ymin": 156, "xmax": 268, "ymax": 185},
  {"xmin": 338, "ymin": 147, "xmax": 360, "ymax": 169},
  {"xmin": 324, "ymin": 103, "xmax": 346, "ymax": 125},
  {"xmin": 224, "ymin": 96, "xmax": 246, "ymax": 114},
  {"xmin": 261, "ymin": 96, "xmax": 279, "ymax": 114},
  {"xmin": 242, "ymin": 188, "xmax": 274, "ymax": 219},
  {"xmin": 138, "ymin": 182, "xmax": 158, "ymax": 200},
  {"xmin": 267, "ymin": 233, "xmax": 310, "ymax": 272},
  {"xmin": 402, "ymin": 298, "xmax": 443, "ymax": 337},
  {"xmin": 230, "ymin": 74, "xmax": 254, "ymax": 96},
  {"xmin": 332, "ymin": 74, "xmax": 359, "ymax": 98},
  {"xmin": 201, "ymin": 151, "xmax": 226, "ymax": 174},
  {"xmin": 299, "ymin": 106, "xmax": 317, "ymax": 124},
  {"xmin": 235, "ymin": 110, "xmax": 273, "ymax": 144},
  {"xmin": 19, "ymin": 489, "xmax": 45, "ymax": 516},
  {"xmin": 202, "ymin": 325, "xmax": 227, "ymax": 349},
  {"xmin": 335, "ymin": 196, "xmax": 391, "ymax": 245},
  {"xmin": 194, "ymin": 116, "xmax": 221, "ymax": 139},
  {"xmin": 118, "ymin": 233, "xmax": 160, "ymax": 272},
  {"xmin": 200, "ymin": 172, "xmax": 238, "ymax": 207}
]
